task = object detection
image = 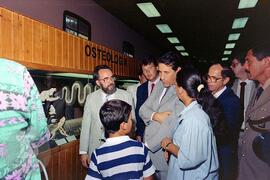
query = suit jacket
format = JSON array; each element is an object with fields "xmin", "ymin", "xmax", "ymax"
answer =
[
  {"xmin": 217, "ymin": 87, "xmax": 241, "ymax": 138},
  {"xmin": 79, "ymin": 88, "xmax": 134, "ymax": 156},
  {"xmin": 238, "ymin": 85, "xmax": 270, "ymax": 180},
  {"xmin": 139, "ymin": 81, "xmax": 185, "ymax": 171},
  {"xmin": 135, "ymin": 81, "xmax": 148, "ymax": 137},
  {"xmin": 126, "ymin": 82, "xmax": 140, "ymax": 107}
]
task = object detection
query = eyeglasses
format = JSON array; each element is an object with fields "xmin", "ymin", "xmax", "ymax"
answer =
[
  {"xmin": 98, "ymin": 76, "xmax": 116, "ymax": 83},
  {"xmin": 203, "ymin": 74, "xmax": 223, "ymax": 83}
]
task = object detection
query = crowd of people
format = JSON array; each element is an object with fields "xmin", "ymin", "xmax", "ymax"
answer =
[
  {"xmin": 0, "ymin": 43, "xmax": 269, "ymax": 180},
  {"xmin": 81, "ymin": 44, "xmax": 270, "ymax": 180}
]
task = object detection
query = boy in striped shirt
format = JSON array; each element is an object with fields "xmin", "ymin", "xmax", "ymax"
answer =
[{"xmin": 85, "ymin": 99, "xmax": 155, "ymax": 180}]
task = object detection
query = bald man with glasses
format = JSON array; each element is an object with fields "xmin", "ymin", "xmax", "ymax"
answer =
[{"xmin": 206, "ymin": 64, "xmax": 241, "ymax": 180}]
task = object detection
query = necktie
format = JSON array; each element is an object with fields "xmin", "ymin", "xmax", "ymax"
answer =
[
  {"xmin": 160, "ymin": 88, "xmax": 168, "ymax": 103},
  {"xmin": 240, "ymin": 82, "xmax": 246, "ymax": 110},
  {"xmin": 239, "ymin": 82, "xmax": 246, "ymax": 129},
  {"xmin": 150, "ymin": 83, "xmax": 155, "ymax": 94}
]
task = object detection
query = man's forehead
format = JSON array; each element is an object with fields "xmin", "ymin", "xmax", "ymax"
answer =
[
  {"xmin": 209, "ymin": 64, "xmax": 222, "ymax": 73},
  {"xmin": 98, "ymin": 69, "xmax": 112, "ymax": 76},
  {"xmin": 158, "ymin": 63, "xmax": 173, "ymax": 69}
]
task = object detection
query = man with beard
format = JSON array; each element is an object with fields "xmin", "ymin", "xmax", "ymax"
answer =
[{"xmin": 79, "ymin": 65, "xmax": 134, "ymax": 168}]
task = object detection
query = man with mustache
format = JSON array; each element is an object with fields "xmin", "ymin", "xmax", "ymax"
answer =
[
  {"xmin": 238, "ymin": 45, "xmax": 270, "ymax": 180},
  {"xmin": 79, "ymin": 65, "xmax": 134, "ymax": 168}
]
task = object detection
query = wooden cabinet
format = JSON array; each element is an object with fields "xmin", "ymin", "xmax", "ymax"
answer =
[{"xmin": 38, "ymin": 140, "xmax": 87, "ymax": 180}]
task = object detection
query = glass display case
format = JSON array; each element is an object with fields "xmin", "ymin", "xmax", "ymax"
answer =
[{"xmin": 29, "ymin": 70, "xmax": 138, "ymax": 149}]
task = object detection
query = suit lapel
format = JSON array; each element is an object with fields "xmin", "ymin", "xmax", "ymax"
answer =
[
  {"xmin": 95, "ymin": 89, "xmax": 105, "ymax": 109},
  {"xmin": 248, "ymin": 82, "xmax": 256, "ymax": 103},
  {"xmin": 232, "ymin": 80, "xmax": 238, "ymax": 95},
  {"xmin": 159, "ymin": 86, "xmax": 175, "ymax": 106},
  {"xmin": 248, "ymin": 86, "xmax": 270, "ymax": 114}
]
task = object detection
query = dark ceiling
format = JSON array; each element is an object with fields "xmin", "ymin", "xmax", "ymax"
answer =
[{"xmin": 94, "ymin": 0, "xmax": 270, "ymax": 63}]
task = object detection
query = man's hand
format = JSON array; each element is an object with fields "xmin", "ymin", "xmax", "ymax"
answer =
[
  {"xmin": 80, "ymin": 154, "xmax": 90, "ymax": 168},
  {"xmin": 153, "ymin": 111, "xmax": 172, "ymax": 123}
]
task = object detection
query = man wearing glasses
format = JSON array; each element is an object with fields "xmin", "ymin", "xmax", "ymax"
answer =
[
  {"xmin": 79, "ymin": 65, "xmax": 134, "ymax": 169},
  {"xmin": 207, "ymin": 64, "xmax": 240, "ymax": 180}
]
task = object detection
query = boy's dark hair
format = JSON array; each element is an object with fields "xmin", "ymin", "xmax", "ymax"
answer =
[
  {"xmin": 99, "ymin": 99, "xmax": 132, "ymax": 134},
  {"xmin": 93, "ymin": 65, "xmax": 112, "ymax": 82},
  {"xmin": 158, "ymin": 51, "xmax": 182, "ymax": 71}
]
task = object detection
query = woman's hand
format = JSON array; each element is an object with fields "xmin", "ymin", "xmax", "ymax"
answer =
[
  {"xmin": 161, "ymin": 137, "xmax": 179, "ymax": 157},
  {"xmin": 161, "ymin": 137, "xmax": 172, "ymax": 150},
  {"xmin": 164, "ymin": 150, "xmax": 170, "ymax": 162}
]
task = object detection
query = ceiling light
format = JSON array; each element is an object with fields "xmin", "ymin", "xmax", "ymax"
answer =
[
  {"xmin": 224, "ymin": 50, "xmax": 232, "ymax": 55},
  {"xmin": 181, "ymin": 52, "xmax": 189, "ymax": 56},
  {"xmin": 238, "ymin": 0, "xmax": 258, "ymax": 9},
  {"xmin": 232, "ymin": 17, "xmax": 249, "ymax": 29},
  {"xmin": 228, "ymin": 33, "xmax": 241, "ymax": 41},
  {"xmin": 167, "ymin": 37, "xmax": 180, "ymax": 44},
  {"xmin": 175, "ymin": 46, "xmax": 185, "ymax": 51},
  {"xmin": 156, "ymin": 24, "xmax": 172, "ymax": 33},
  {"xmin": 136, "ymin": 2, "xmax": 161, "ymax": 17},
  {"xmin": 225, "ymin": 43, "xmax": 236, "ymax": 49},
  {"xmin": 222, "ymin": 57, "xmax": 229, "ymax": 61}
]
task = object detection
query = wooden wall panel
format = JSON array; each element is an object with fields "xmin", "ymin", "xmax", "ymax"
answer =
[
  {"xmin": 41, "ymin": 24, "xmax": 49, "ymax": 65},
  {"xmin": 33, "ymin": 21, "xmax": 42, "ymax": 64},
  {"xmin": 13, "ymin": 13, "xmax": 24, "ymax": 61},
  {"xmin": 48, "ymin": 28, "xmax": 55, "ymax": 65},
  {"xmin": 38, "ymin": 140, "xmax": 87, "ymax": 180},
  {"xmin": 23, "ymin": 17, "xmax": 33, "ymax": 62},
  {"xmin": 1, "ymin": 8, "xmax": 12, "ymax": 59},
  {"xmin": 56, "ymin": 30, "xmax": 63, "ymax": 67},
  {"xmin": 62, "ymin": 33, "xmax": 69, "ymax": 69},
  {"xmin": 0, "ymin": 7, "xmax": 138, "ymax": 78}
]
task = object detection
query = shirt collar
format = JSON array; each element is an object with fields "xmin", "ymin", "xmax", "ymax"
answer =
[
  {"xmin": 149, "ymin": 76, "xmax": 160, "ymax": 84},
  {"xmin": 213, "ymin": 86, "xmax": 227, "ymax": 98},
  {"xmin": 239, "ymin": 79, "xmax": 253, "ymax": 85},
  {"xmin": 263, "ymin": 78, "xmax": 270, "ymax": 90},
  {"xmin": 105, "ymin": 135, "xmax": 130, "ymax": 145},
  {"xmin": 180, "ymin": 101, "xmax": 198, "ymax": 116}
]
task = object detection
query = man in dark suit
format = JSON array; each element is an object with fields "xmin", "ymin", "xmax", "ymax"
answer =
[
  {"xmin": 238, "ymin": 45, "xmax": 270, "ymax": 180},
  {"xmin": 207, "ymin": 63, "xmax": 241, "ymax": 180},
  {"xmin": 135, "ymin": 56, "xmax": 159, "ymax": 142}
]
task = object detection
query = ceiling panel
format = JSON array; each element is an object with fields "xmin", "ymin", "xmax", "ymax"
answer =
[{"xmin": 94, "ymin": 0, "xmax": 270, "ymax": 63}]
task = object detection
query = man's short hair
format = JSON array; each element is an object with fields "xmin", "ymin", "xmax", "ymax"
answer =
[
  {"xmin": 158, "ymin": 51, "xmax": 182, "ymax": 71},
  {"xmin": 231, "ymin": 52, "xmax": 246, "ymax": 65},
  {"xmin": 250, "ymin": 44, "xmax": 270, "ymax": 61},
  {"xmin": 93, "ymin": 65, "xmax": 112, "ymax": 82},
  {"xmin": 142, "ymin": 56, "xmax": 158, "ymax": 66},
  {"xmin": 220, "ymin": 63, "xmax": 235, "ymax": 86},
  {"xmin": 99, "ymin": 99, "xmax": 132, "ymax": 134}
]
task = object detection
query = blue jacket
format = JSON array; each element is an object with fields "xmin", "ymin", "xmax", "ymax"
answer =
[{"xmin": 135, "ymin": 81, "xmax": 148, "ymax": 137}]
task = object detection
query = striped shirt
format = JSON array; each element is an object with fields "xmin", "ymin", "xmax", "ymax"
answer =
[{"xmin": 85, "ymin": 136, "xmax": 155, "ymax": 180}]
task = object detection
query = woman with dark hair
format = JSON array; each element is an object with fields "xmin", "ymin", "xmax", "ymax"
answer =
[{"xmin": 161, "ymin": 69, "xmax": 219, "ymax": 180}]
